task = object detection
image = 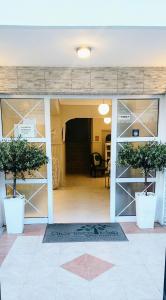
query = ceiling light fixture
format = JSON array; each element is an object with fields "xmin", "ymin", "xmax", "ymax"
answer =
[
  {"xmin": 77, "ymin": 47, "xmax": 91, "ymax": 59},
  {"xmin": 104, "ymin": 117, "xmax": 111, "ymax": 124},
  {"xmin": 98, "ymin": 102, "xmax": 110, "ymax": 115}
]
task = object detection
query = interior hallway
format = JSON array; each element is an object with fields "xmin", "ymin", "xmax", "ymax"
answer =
[{"xmin": 53, "ymin": 175, "xmax": 110, "ymax": 223}]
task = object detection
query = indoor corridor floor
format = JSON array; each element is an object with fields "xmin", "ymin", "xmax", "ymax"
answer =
[{"xmin": 53, "ymin": 175, "xmax": 110, "ymax": 223}]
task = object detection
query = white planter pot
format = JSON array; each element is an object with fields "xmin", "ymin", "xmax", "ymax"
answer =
[
  {"xmin": 4, "ymin": 196, "xmax": 25, "ymax": 234},
  {"xmin": 0, "ymin": 200, "xmax": 3, "ymax": 229},
  {"xmin": 135, "ymin": 192, "xmax": 156, "ymax": 229}
]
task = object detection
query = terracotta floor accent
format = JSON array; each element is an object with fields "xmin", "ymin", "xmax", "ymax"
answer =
[
  {"xmin": 0, "ymin": 222, "xmax": 166, "ymax": 267},
  {"xmin": 120, "ymin": 222, "xmax": 166, "ymax": 234},
  {"xmin": 61, "ymin": 253, "xmax": 114, "ymax": 280},
  {"xmin": 0, "ymin": 233, "xmax": 17, "ymax": 265},
  {"xmin": 0, "ymin": 224, "xmax": 46, "ymax": 266},
  {"xmin": 22, "ymin": 224, "xmax": 46, "ymax": 236}
]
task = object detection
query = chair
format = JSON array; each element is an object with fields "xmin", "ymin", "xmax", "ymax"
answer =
[
  {"xmin": 90, "ymin": 152, "xmax": 107, "ymax": 177},
  {"xmin": 105, "ymin": 159, "xmax": 110, "ymax": 188}
]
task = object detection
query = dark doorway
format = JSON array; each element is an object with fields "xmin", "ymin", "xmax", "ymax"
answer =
[{"xmin": 66, "ymin": 118, "xmax": 91, "ymax": 174}]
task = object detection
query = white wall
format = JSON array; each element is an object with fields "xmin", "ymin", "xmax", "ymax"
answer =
[
  {"xmin": 91, "ymin": 118, "xmax": 111, "ymax": 157},
  {"xmin": 51, "ymin": 112, "xmax": 65, "ymax": 187},
  {"xmin": 156, "ymin": 95, "xmax": 166, "ymax": 224}
]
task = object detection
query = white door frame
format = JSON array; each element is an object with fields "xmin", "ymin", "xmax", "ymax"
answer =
[
  {"xmin": 0, "ymin": 95, "xmax": 53, "ymax": 225},
  {"xmin": 0, "ymin": 93, "xmax": 163, "ymax": 225},
  {"xmin": 113, "ymin": 96, "xmax": 161, "ymax": 222},
  {"xmin": 44, "ymin": 97, "xmax": 53, "ymax": 224},
  {"xmin": 155, "ymin": 95, "xmax": 166, "ymax": 224}
]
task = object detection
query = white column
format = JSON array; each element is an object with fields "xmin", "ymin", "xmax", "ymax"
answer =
[
  {"xmin": 44, "ymin": 97, "xmax": 54, "ymax": 224},
  {"xmin": 0, "ymin": 173, "xmax": 6, "ymax": 229},
  {"xmin": 156, "ymin": 95, "xmax": 166, "ymax": 224},
  {"xmin": 0, "ymin": 100, "xmax": 5, "ymax": 229},
  {"xmin": 110, "ymin": 97, "xmax": 117, "ymax": 222}
]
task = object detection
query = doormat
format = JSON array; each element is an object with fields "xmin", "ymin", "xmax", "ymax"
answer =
[{"xmin": 43, "ymin": 223, "xmax": 128, "ymax": 243}]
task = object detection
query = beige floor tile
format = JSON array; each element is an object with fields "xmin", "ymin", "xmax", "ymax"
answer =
[{"xmin": 54, "ymin": 175, "xmax": 110, "ymax": 223}]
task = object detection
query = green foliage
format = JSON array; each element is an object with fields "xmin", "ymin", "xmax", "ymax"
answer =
[
  {"xmin": 0, "ymin": 137, "xmax": 48, "ymax": 197},
  {"xmin": 118, "ymin": 142, "xmax": 166, "ymax": 194}
]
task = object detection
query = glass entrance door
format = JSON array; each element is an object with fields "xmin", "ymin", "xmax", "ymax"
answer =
[
  {"xmin": 115, "ymin": 99, "xmax": 159, "ymax": 220},
  {"xmin": 0, "ymin": 97, "xmax": 53, "ymax": 224}
]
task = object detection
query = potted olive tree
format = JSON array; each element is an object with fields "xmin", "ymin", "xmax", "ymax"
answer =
[
  {"xmin": 0, "ymin": 137, "xmax": 48, "ymax": 233},
  {"xmin": 118, "ymin": 142, "xmax": 166, "ymax": 228}
]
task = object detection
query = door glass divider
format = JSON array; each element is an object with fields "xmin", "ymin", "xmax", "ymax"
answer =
[
  {"xmin": 116, "ymin": 177, "xmax": 156, "ymax": 183},
  {"xmin": 5, "ymin": 179, "xmax": 47, "ymax": 184},
  {"xmin": 117, "ymin": 137, "xmax": 159, "ymax": 142}
]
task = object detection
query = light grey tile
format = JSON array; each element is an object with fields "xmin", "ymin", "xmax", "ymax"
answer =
[
  {"xmin": 90, "ymin": 280, "xmax": 127, "ymax": 300},
  {"xmin": 55, "ymin": 281, "xmax": 91, "ymax": 300},
  {"xmin": 1, "ymin": 283, "xmax": 23, "ymax": 300},
  {"xmin": 19, "ymin": 282, "xmax": 57, "ymax": 300}
]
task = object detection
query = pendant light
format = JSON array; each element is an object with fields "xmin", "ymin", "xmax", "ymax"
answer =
[
  {"xmin": 104, "ymin": 117, "xmax": 111, "ymax": 124},
  {"xmin": 98, "ymin": 100, "xmax": 109, "ymax": 115}
]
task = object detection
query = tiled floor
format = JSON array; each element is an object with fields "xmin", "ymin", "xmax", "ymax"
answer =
[
  {"xmin": 0, "ymin": 223, "xmax": 166, "ymax": 300},
  {"xmin": 0, "ymin": 225, "xmax": 46, "ymax": 266},
  {"xmin": 54, "ymin": 175, "xmax": 110, "ymax": 223}
]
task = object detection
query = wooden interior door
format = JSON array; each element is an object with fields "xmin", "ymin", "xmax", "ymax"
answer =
[{"xmin": 66, "ymin": 118, "xmax": 91, "ymax": 174}]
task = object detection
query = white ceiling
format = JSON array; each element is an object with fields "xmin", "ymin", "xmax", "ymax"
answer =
[{"xmin": 0, "ymin": 26, "xmax": 166, "ymax": 67}]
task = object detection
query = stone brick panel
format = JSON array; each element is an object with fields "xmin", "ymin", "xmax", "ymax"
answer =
[
  {"xmin": 0, "ymin": 67, "xmax": 18, "ymax": 91},
  {"xmin": 144, "ymin": 68, "xmax": 166, "ymax": 94},
  {"xmin": 17, "ymin": 67, "xmax": 45, "ymax": 90},
  {"xmin": 0, "ymin": 66, "xmax": 165, "ymax": 95},
  {"xmin": 117, "ymin": 68, "xmax": 144, "ymax": 93},
  {"xmin": 91, "ymin": 68, "xmax": 117, "ymax": 89}
]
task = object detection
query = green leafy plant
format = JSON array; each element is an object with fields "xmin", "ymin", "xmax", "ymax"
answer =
[
  {"xmin": 118, "ymin": 142, "xmax": 166, "ymax": 196},
  {"xmin": 0, "ymin": 137, "xmax": 48, "ymax": 198}
]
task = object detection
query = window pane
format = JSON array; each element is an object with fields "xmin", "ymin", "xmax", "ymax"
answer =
[
  {"xmin": 117, "ymin": 99, "xmax": 158, "ymax": 137},
  {"xmin": 116, "ymin": 182, "xmax": 155, "ymax": 216},
  {"xmin": 1, "ymin": 99, "xmax": 45, "ymax": 138},
  {"xmin": 6, "ymin": 184, "xmax": 48, "ymax": 218},
  {"xmin": 116, "ymin": 142, "xmax": 155, "ymax": 178}
]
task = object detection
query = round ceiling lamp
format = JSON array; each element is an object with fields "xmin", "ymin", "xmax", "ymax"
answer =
[
  {"xmin": 77, "ymin": 47, "xmax": 91, "ymax": 59},
  {"xmin": 98, "ymin": 103, "xmax": 110, "ymax": 115},
  {"xmin": 104, "ymin": 117, "xmax": 111, "ymax": 124}
]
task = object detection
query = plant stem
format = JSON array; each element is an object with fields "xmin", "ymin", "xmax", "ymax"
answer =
[
  {"xmin": 144, "ymin": 171, "xmax": 148, "ymax": 196},
  {"xmin": 13, "ymin": 173, "xmax": 17, "ymax": 198}
]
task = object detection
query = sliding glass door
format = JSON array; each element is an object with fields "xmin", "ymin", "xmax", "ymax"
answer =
[{"xmin": 0, "ymin": 97, "xmax": 53, "ymax": 224}]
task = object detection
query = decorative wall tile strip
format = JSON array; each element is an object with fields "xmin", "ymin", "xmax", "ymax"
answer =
[{"xmin": 0, "ymin": 67, "xmax": 165, "ymax": 95}]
